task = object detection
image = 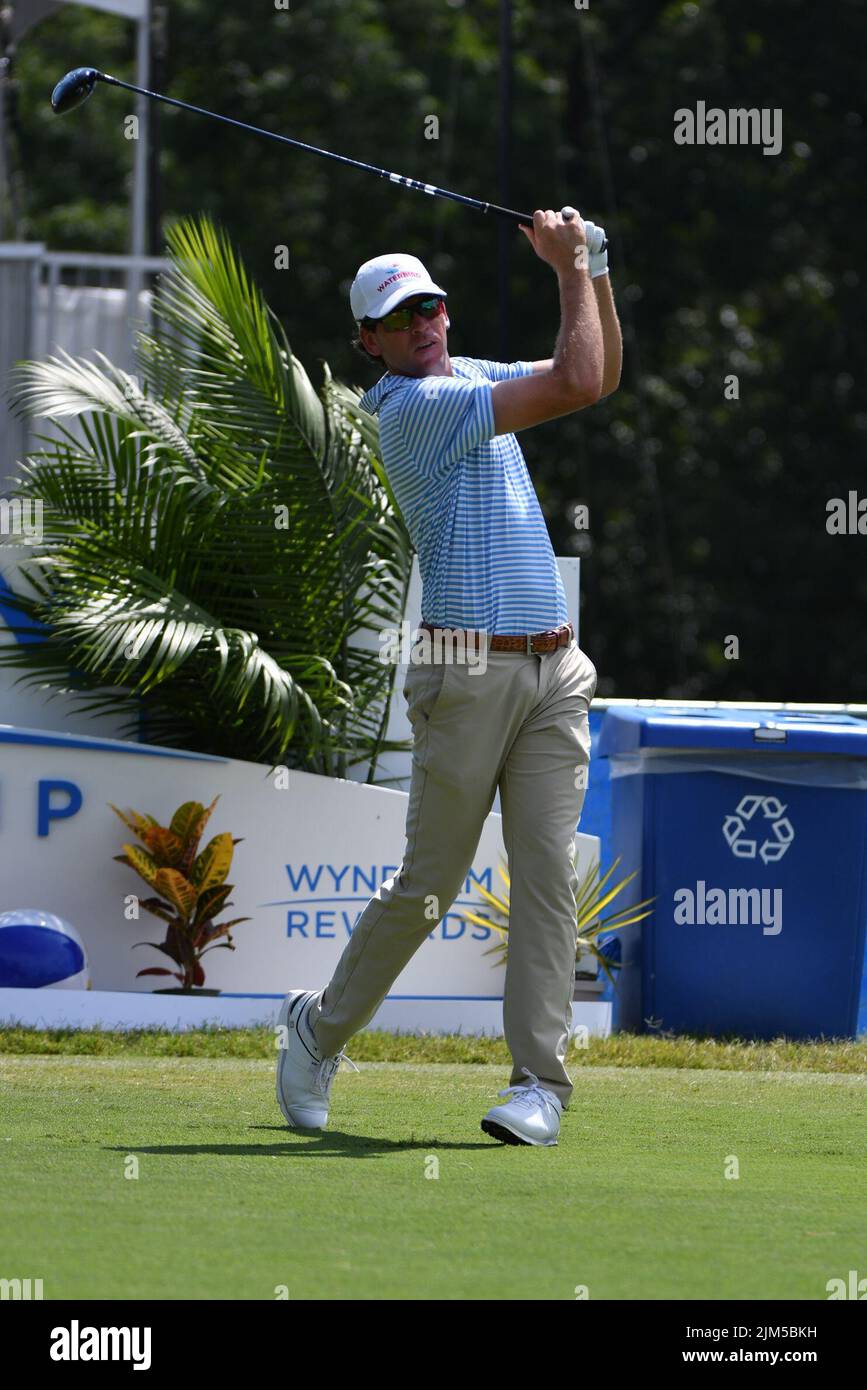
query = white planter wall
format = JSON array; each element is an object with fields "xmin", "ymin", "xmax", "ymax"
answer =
[{"xmin": 0, "ymin": 724, "xmax": 600, "ymax": 1033}]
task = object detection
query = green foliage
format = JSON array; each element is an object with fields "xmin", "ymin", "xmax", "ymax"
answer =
[
  {"xmin": 11, "ymin": 0, "xmax": 866, "ymax": 698},
  {"xmin": 3, "ymin": 213, "xmax": 414, "ymax": 774}
]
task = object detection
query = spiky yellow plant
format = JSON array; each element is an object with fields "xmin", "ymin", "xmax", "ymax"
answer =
[{"xmin": 456, "ymin": 854, "xmax": 655, "ymax": 983}]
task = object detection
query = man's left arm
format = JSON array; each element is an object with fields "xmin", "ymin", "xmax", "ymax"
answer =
[{"xmin": 533, "ymin": 273, "xmax": 622, "ymax": 400}]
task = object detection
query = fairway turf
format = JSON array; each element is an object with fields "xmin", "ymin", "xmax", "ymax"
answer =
[{"xmin": 1, "ymin": 1054, "xmax": 864, "ymax": 1300}]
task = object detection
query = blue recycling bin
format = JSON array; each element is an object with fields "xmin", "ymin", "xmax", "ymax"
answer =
[{"xmin": 597, "ymin": 708, "xmax": 867, "ymax": 1040}]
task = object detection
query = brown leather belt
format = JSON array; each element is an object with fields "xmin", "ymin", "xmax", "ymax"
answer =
[{"xmin": 419, "ymin": 621, "xmax": 575, "ymax": 655}]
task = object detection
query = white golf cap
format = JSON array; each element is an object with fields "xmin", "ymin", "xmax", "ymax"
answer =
[{"xmin": 350, "ymin": 253, "xmax": 447, "ymax": 323}]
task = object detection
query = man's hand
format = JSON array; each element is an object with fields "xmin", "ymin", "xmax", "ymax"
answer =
[
  {"xmin": 518, "ymin": 208, "xmax": 588, "ymax": 274},
  {"xmin": 562, "ymin": 209, "xmax": 609, "ymax": 276}
]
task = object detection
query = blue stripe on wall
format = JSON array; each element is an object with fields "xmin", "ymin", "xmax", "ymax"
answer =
[{"xmin": 0, "ymin": 728, "xmax": 226, "ymax": 761}]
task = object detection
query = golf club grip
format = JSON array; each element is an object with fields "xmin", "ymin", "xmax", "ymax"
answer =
[{"xmin": 483, "ymin": 203, "xmax": 535, "ymax": 226}]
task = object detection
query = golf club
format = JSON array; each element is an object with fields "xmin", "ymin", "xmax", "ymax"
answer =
[{"xmin": 51, "ymin": 66, "xmax": 540, "ymax": 227}]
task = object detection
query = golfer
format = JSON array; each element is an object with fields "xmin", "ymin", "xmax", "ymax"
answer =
[{"xmin": 277, "ymin": 207, "xmax": 622, "ymax": 1145}]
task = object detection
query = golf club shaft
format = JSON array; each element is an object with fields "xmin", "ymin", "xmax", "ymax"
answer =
[{"xmin": 98, "ymin": 72, "xmax": 536, "ymax": 227}]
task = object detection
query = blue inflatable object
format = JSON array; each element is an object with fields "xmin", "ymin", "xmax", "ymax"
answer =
[{"xmin": 0, "ymin": 909, "xmax": 90, "ymax": 989}]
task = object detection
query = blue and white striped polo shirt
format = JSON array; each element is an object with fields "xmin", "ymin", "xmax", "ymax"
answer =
[{"xmin": 359, "ymin": 356, "xmax": 569, "ymax": 635}]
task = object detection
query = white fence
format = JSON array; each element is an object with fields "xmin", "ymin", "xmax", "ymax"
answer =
[{"xmin": 0, "ymin": 243, "xmax": 169, "ymax": 489}]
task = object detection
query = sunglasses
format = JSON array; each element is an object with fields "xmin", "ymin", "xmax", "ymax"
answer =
[{"xmin": 365, "ymin": 296, "xmax": 444, "ymax": 333}]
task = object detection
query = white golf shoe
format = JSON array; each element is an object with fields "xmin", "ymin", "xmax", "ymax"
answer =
[
  {"xmin": 481, "ymin": 1067, "xmax": 563, "ymax": 1147},
  {"xmin": 275, "ymin": 989, "xmax": 358, "ymax": 1129}
]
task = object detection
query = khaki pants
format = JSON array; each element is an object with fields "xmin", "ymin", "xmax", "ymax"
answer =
[{"xmin": 309, "ymin": 637, "xmax": 597, "ymax": 1108}]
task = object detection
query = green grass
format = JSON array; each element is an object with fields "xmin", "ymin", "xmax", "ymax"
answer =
[
  {"xmin": 2, "ymin": 1024, "xmax": 866, "ymax": 1070},
  {"xmin": 1, "ymin": 1048, "xmax": 864, "ymax": 1300}
]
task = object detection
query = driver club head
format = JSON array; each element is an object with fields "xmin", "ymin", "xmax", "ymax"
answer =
[{"xmin": 51, "ymin": 68, "xmax": 102, "ymax": 115}]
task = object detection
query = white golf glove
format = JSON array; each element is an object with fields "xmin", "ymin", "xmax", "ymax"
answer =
[
  {"xmin": 561, "ymin": 207, "xmax": 609, "ymax": 277},
  {"xmin": 583, "ymin": 220, "xmax": 609, "ymax": 277}
]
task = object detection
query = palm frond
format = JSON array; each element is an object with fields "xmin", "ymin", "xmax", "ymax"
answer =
[{"xmin": 1, "ymin": 213, "xmax": 414, "ymax": 773}]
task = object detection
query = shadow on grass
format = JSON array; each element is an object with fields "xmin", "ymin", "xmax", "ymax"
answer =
[{"xmin": 104, "ymin": 1130, "xmax": 504, "ymax": 1156}]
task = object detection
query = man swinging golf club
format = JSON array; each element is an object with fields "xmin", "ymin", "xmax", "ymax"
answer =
[{"xmin": 277, "ymin": 206, "xmax": 622, "ymax": 1146}]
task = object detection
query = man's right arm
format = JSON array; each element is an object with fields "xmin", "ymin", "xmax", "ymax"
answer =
[{"xmin": 491, "ymin": 208, "xmax": 605, "ymax": 435}]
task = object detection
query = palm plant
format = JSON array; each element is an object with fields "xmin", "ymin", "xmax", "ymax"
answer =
[
  {"xmin": 456, "ymin": 853, "xmax": 656, "ymax": 983},
  {"xmin": 2, "ymin": 214, "xmax": 413, "ymax": 777}
]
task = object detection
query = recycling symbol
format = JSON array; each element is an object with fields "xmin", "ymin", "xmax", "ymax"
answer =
[{"xmin": 722, "ymin": 795, "xmax": 795, "ymax": 865}]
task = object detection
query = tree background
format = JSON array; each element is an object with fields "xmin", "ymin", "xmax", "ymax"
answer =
[{"xmin": 9, "ymin": 0, "xmax": 866, "ymax": 699}]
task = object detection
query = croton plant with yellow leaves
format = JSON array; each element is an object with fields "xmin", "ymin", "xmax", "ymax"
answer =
[{"xmin": 110, "ymin": 795, "xmax": 250, "ymax": 992}]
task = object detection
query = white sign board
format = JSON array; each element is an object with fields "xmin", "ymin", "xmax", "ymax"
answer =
[{"xmin": 0, "ymin": 726, "xmax": 599, "ymax": 1016}]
